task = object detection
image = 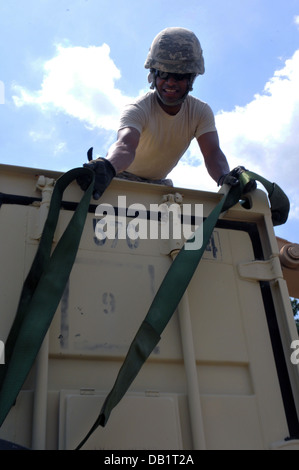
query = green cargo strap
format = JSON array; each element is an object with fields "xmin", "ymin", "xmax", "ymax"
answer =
[
  {"xmin": 0, "ymin": 167, "xmax": 95, "ymax": 426},
  {"xmin": 0, "ymin": 165, "xmax": 289, "ymax": 444},
  {"xmin": 245, "ymin": 171, "xmax": 290, "ymax": 226},
  {"xmin": 75, "ymin": 170, "xmax": 289, "ymax": 449}
]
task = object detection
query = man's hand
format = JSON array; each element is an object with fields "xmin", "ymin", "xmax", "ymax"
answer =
[
  {"xmin": 77, "ymin": 148, "xmax": 116, "ymax": 200},
  {"xmin": 218, "ymin": 166, "xmax": 257, "ymax": 193}
]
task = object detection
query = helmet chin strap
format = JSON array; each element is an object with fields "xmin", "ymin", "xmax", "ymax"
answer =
[{"xmin": 154, "ymin": 88, "xmax": 189, "ymax": 107}]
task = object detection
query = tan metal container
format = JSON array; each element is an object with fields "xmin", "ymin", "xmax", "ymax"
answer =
[{"xmin": 0, "ymin": 163, "xmax": 299, "ymax": 450}]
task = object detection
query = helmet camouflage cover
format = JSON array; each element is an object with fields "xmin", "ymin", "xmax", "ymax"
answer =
[{"xmin": 144, "ymin": 27, "xmax": 205, "ymax": 75}]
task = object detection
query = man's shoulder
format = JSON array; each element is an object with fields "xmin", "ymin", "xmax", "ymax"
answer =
[
  {"xmin": 119, "ymin": 91, "xmax": 155, "ymax": 130},
  {"xmin": 185, "ymin": 95, "xmax": 214, "ymax": 118},
  {"xmin": 131, "ymin": 91, "xmax": 155, "ymax": 106},
  {"xmin": 186, "ymin": 94, "xmax": 208, "ymax": 107},
  {"xmin": 122, "ymin": 91, "xmax": 156, "ymax": 119}
]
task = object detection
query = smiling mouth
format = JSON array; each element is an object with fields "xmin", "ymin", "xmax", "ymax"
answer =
[
  {"xmin": 164, "ymin": 88, "xmax": 178, "ymax": 93},
  {"xmin": 163, "ymin": 88, "xmax": 179, "ymax": 97}
]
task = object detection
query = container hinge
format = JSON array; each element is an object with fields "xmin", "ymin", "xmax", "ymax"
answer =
[
  {"xmin": 238, "ymin": 256, "xmax": 283, "ymax": 282},
  {"xmin": 32, "ymin": 175, "xmax": 56, "ymax": 240}
]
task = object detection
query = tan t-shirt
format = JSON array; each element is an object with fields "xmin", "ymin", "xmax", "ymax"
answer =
[{"xmin": 118, "ymin": 91, "xmax": 216, "ymax": 179}]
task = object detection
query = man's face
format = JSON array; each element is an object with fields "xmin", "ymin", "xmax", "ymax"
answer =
[{"xmin": 155, "ymin": 71, "xmax": 190, "ymax": 107}]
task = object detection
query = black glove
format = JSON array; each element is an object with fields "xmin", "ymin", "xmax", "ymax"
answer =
[
  {"xmin": 76, "ymin": 148, "xmax": 116, "ymax": 200},
  {"xmin": 218, "ymin": 166, "xmax": 257, "ymax": 193}
]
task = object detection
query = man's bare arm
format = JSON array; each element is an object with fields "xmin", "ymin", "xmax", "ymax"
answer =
[
  {"xmin": 197, "ymin": 131, "xmax": 230, "ymax": 184},
  {"xmin": 105, "ymin": 127, "xmax": 140, "ymax": 174}
]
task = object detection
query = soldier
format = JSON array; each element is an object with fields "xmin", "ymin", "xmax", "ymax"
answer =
[{"xmin": 77, "ymin": 27, "xmax": 255, "ymax": 199}]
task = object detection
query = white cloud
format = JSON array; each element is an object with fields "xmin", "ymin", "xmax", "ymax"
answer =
[
  {"xmin": 216, "ymin": 50, "xmax": 299, "ymax": 154},
  {"xmin": 171, "ymin": 49, "xmax": 299, "ymax": 220},
  {"xmin": 169, "ymin": 139, "xmax": 215, "ymax": 191},
  {"xmin": 295, "ymin": 15, "xmax": 299, "ymax": 29},
  {"xmin": 54, "ymin": 142, "xmax": 67, "ymax": 155},
  {"xmin": 12, "ymin": 43, "xmax": 134, "ymax": 130}
]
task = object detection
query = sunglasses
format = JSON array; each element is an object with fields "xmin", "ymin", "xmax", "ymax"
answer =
[{"xmin": 155, "ymin": 70, "xmax": 191, "ymax": 81}]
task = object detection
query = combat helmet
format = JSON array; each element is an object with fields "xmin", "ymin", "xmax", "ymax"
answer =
[
  {"xmin": 145, "ymin": 27, "xmax": 204, "ymax": 75},
  {"xmin": 144, "ymin": 27, "xmax": 205, "ymax": 106}
]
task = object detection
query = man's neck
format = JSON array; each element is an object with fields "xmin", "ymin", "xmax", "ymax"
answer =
[{"xmin": 156, "ymin": 96, "xmax": 182, "ymax": 116}]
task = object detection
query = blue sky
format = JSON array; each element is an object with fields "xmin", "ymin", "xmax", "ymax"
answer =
[{"xmin": 0, "ymin": 0, "xmax": 299, "ymax": 243}]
